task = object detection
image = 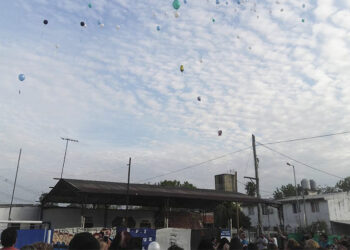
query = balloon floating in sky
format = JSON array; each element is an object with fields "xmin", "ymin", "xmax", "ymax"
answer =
[
  {"xmin": 302, "ymin": 3, "xmax": 305, "ymax": 8},
  {"xmin": 156, "ymin": 25, "xmax": 160, "ymax": 31},
  {"xmin": 148, "ymin": 242, "xmax": 161, "ymax": 250},
  {"xmin": 43, "ymin": 19, "xmax": 48, "ymax": 25},
  {"xmin": 174, "ymin": 12, "xmax": 180, "ymax": 18},
  {"xmin": 88, "ymin": 3, "xmax": 92, "ymax": 8},
  {"xmin": 237, "ymin": 0, "xmax": 240, "ymax": 4},
  {"xmin": 80, "ymin": 21, "xmax": 86, "ymax": 27},
  {"xmin": 212, "ymin": 18, "xmax": 215, "ymax": 23},
  {"xmin": 218, "ymin": 130, "xmax": 222, "ymax": 136},
  {"xmin": 172, "ymin": 0, "xmax": 181, "ymax": 10},
  {"xmin": 216, "ymin": 0, "xmax": 220, "ymax": 4},
  {"xmin": 197, "ymin": 96, "xmax": 201, "ymax": 101},
  {"xmin": 116, "ymin": 25, "xmax": 121, "ymax": 30},
  {"xmin": 184, "ymin": 0, "xmax": 187, "ymax": 4},
  {"xmin": 280, "ymin": 8, "xmax": 283, "ymax": 12},
  {"xmin": 18, "ymin": 74, "xmax": 25, "ymax": 81},
  {"xmin": 180, "ymin": 65, "xmax": 184, "ymax": 72},
  {"xmin": 302, "ymin": 18, "xmax": 305, "ymax": 22}
]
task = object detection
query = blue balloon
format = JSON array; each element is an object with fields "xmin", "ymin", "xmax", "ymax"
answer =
[
  {"xmin": 216, "ymin": 0, "xmax": 220, "ymax": 4},
  {"xmin": 156, "ymin": 25, "xmax": 160, "ymax": 31},
  {"xmin": 18, "ymin": 74, "xmax": 25, "ymax": 81},
  {"xmin": 184, "ymin": 0, "xmax": 187, "ymax": 3}
]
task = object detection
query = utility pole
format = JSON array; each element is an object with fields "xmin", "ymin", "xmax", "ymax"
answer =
[
  {"xmin": 252, "ymin": 134, "xmax": 262, "ymax": 237},
  {"xmin": 124, "ymin": 157, "xmax": 131, "ymax": 227},
  {"xmin": 235, "ymin": 172, "xmax": 239, "ymax": 234},
  {"xmin": 8, "ymin": 148, "xmax": 22, "ymax": 220},
  {"xmin": 60, "ymin": 137, "xmax": 78, "ymax": 179},
  {"xmin": 286, "ymin": 162, "xmax": 302, "ymax": 229}
]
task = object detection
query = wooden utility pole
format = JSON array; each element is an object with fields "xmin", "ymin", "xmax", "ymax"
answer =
[
  {"xmin": 9, "ymin": 148, "xmax": 22, "ymax": 220},
  {"xmin": 235, "ymin": 172, "xmax": 239, "ymax": 233},
  {"xmin": 252, "ymin": 134, "xmax": 262, "ymax": 236},
  {"xmin": 124, "ymin": 157, "xmax": 131, "ymax": 227}
]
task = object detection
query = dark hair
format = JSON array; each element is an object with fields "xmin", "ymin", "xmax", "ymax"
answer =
[
  {"xmin": 20, "ymin": 245, "xmax": 36, "ymax": 250},
  {"xmin": 230, "ymin": 237, "xmax": 243, "ymax": 250},
  {"xmin": 109, "ymin": 231, "xmax": 136, "ymax": 250},
  {"xmin": 218, "ymin": 238, "xmax": 229, "ymax": 250},
  {"xmin": 168, "ymin": 245, "xmax": 184, "ymax": 250},
  {"xmin": 247, "ymin": 243, "xmax": 258, "ymax": 250},
  {"xmin": 1, "ymin": 227, "xmax": 17, "ymax": 247},
  {"xmin": 198, "ymin": 239, "xmax": 213, "ymax": 250},
  {"xmin": 68, "ymin": 232, "xmax": 100, "ymax": 250}
]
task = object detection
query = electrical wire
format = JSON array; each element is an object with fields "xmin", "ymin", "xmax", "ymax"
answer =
[
  {"xmin": 256, "ymin": 142, "xmax": 344, "ymax": 180},
  {"xmin": 138, "ymin": 146, "xmax": 252, "ymax": 183},
  {"xmin": 257, "ymin": 131, "xmax": 350, "ymax": 146}
]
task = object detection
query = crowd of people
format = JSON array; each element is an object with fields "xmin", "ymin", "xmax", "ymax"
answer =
[{"xmin": 1, "ymin": 227, "xmax": 350, "ymax": 250}]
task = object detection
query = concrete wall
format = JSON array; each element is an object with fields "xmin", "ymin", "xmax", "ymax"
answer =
[
  {"xmin": 326, "ymin": 193, "xmax": 350, "ymax": 222},
  {"xmin": 241, "ymin": 206, "xmax": 280, "ymax": 229},
  {"xmin": 0, "ymin": 205, "xmax": 40, "ymax": 221},
  {"xmin": 282, "ymin": 199, "xmax": 331, "ymax": 231},
  {"xmin": 43, "ymin": 207, "xmax": 155, "ymax": 229}
]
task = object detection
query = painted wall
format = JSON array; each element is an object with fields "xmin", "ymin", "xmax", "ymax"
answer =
[
  {"xmin": 0, "ymin": 205, "xmax": 40, "ymax": 221},
  {"xmin": 241, "ymin": 206, "xmax": 280, "ymax": 229}
]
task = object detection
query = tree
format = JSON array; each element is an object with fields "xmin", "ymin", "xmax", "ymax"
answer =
[
  {"xmin": 335, "ymin": 177, "xmax": 350, "ymax": 192},
  {"xmin": 245, "ymin": 182, "xmax": 256, "ymax": 196},
  {"xmin": 158, "ymin": 180, "xmax": 196, "ymax": 189},
  {"xmin": 318, "ymin": 186, "xmax": 339, "ymax": 194},
  {"xmin": 273, "ymin": 184, "xmax": 301, "ymax": 199},
  {"xmin": 214, "ymin": 202, "xmax": 251, "ymax": 229}
]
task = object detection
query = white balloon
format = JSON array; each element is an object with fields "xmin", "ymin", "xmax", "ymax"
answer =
[
  {"xmin": 148, "ymin": 241, "xmax": 160, "ymax": 250},
  {"xmin": 116, "ymin": 25, "xmax": 120, "ymax": 30}
]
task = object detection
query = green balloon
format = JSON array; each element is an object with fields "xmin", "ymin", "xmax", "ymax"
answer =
[
  {"xmin": 173, "ymin": 0, "xmax": 180, "ymax": 10},
  {"xmin": 88, "ymin": 3, "xmax": 92, "ymax": 8}
]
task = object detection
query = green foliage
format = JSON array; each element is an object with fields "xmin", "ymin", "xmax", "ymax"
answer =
[
  {"xmin": 304, "ymin": 221, "xmax": 329, "ymax": 234},
  {"xmin": 214, "ymin": 202, "xmax": 251, "ymax": 229},
  {"xmin": 158, "ymin": 180, "xmax": 196, "ymax": 189},
  {"xmin": 245, "ymin": 182, "xmax": 256, "ymax": 196},
  {"xmin": 318, "ymin": 186, "xmax": 339, "ymax": 194},
  {"xmin": 273, "ymin": 184, "xmax": 302, "ymax": 199},
  {"xmin": 335, "ymin": 177, "xmax": 350, "ymax": 192}
]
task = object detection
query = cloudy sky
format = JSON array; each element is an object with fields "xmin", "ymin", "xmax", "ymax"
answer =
[{"xmin": 0, "ymin": 0, "xmax": 350, "ymax": 203}]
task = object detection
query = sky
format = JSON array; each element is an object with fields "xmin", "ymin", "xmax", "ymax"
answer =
[{"xmin": 1, "ymin": 0, "xmax": 350, "ymax": 203}]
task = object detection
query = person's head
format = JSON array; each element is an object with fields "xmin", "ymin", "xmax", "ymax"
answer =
[
  {"xmin": 32, "ymin": 242, "xmax": 53, "ymax": 250},
  {"xmin": 68, "ymin": 232, "xmax": 100, "ymax": 250},
  {"xmin": 198, "ymin": 239, "xmax": 213, "ymax": 250},
  {"xmin": 287, "ymin": 239, "xmax": 302, "ymax": 250},
  {"xmin": 1, "ymin": 227, "xmax": 17, "ymax": 247},
  {"xmin": 267, "ymin": 243, "xmax": 277, "ymax": 250},
  {"xmin": 109, "ymin": 231, "xmax": 133, "ymax": 250},
  {"xmin": 20, "ymin": 245, "xmax": 36, "ymax": 250},
  {"xmin": 320, "ymin": 234, "xmax": 328, "ymax": 242},
  {"xmin": 230, "ymin": 237, "xmax": 243, "ymax": 250},
  {"xmin": 305, "ymin": 239, "xmax": 320, "ymax": 249}
]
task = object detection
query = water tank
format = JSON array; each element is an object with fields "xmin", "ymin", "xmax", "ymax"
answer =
[
  {"xmin": 310, "ymin": 179, "xmax": 317, "ymax": 191},
  {"xmin": 301, "ymin": 179, "xmax": 310, "ymax": 190}
]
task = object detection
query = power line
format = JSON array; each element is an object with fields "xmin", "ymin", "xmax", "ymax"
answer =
[
  {"xmin": 257, "ymin": 142, "xmax": 344, "ymax": 180},
  {"xmin": 258, "ymin": 131, "xmax": 350, "ymax": 146},
  {"xmin": 138, "ymin": 146, "xmax": 251, "ymax": 183}
]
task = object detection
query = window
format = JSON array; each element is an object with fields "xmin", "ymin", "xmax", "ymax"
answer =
[
  {"xmin": 262, "ymin": 205, "xmax": 273, "ymax": 215},
  {"xmin": 248, "ymin": 207, "xmax": 255, "ymax": 215},
  {"xmin": 84, "ymin": 216, "xmax": 93, "ymax": 228},
  {"xmin": 292, "ymin": 203, "xmax": 301, "ymax": 213},
  {"xmin": 311, "ymin": 201, "xmax": 319, "ymax": 213}
]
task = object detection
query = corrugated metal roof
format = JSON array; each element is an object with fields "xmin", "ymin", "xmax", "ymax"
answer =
[{"xmin": 43, "ymin": 179, "xmax": 280, "ymax": 209}]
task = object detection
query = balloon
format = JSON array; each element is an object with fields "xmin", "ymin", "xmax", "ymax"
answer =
[
  {"xmin": 216, "ymin": 0, "xmax": 220, "ymax": 4},
  {"xmin": 218, "ymin": 130, "xmax": 222, "ymax": 136},
  {"xmin": 237, "ymin": 0, "xmax": 240, "ymax": 4},
  {"xmin": 180, "ymin": 65, "xmax": 184, "ymax": 72},
  {"xmin": 302, "ymin": 3, "xmax": 305, "ymax": 8},
  {"xmin": 301, "ymin": 18, "xmax": 305, "ymax": 22},
  {"xmin": 197, "ymin": 96, "xmax": 201, "ymax": 101},
  {"xmin": 212, "ymin": 18, "xmax": 215, "ymax": 23},
  {"xmin": 116, "ymin": 25, "xmax": 120, "ymax": 30},
  {"xmin": 80, "ymin": 21, "xmax": 86, "ymax": 27},
  {"xmin": 148, "ymin": 242, "xmax": 160, "ymax": 250},
  {"xmin": 18, "ymin": 74, "xmax": 25, "ymax": 81},
  {"xmin": 173, "ymin": 0, "xmax": 181, "ymax": 10},
  {"xmin": 100, "ymin": 23, "xmax": 104, "ymax": 28},
  {"xmin": 88, "ymin": 3, "xmax": 92, "ymax": 8},
  {"xmin": 174, "ymin": 11, "xmax": 180, "ymax": 18},
  {"xmin": 43, "ymin": 19, "xmax": 48, "ymax": 25},
  {"xmin": 184, "ymin": 0, "xmax": 187, "ymax": 4},
  {"xmin": 280, "ymin": 8, "xmax": 283, "ymax": 12},
  {"xmin": 157, "ymin": 25, "xmax": 160, "ymax": 31}
]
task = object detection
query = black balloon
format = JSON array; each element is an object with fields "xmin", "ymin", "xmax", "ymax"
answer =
[
  {"xmin": 80, "ymin": 21, "xmax": 85, "ymax": 27},
  {"xmin": 218, "ymin": 130, "xmax": 222, "ymax": 136},
  {"xmin": 43, "ymin": 19, "xmax": 48, "ymax": 25},
  {"xmin": 197, "ymin": 96, "xmax": 201, "ymax": 101}
]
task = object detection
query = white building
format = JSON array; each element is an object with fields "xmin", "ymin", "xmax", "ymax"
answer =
[
  {"xmin": 241, "ymin": 204, "xmax": 280, "ymax": 231},
  {"xmin": 242, "ymin": 192, "xmax": 350, "ymax": 234}
]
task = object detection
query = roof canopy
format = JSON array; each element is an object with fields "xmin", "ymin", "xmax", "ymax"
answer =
[{"xmin": 43, "ymin": 179, "xmax": 280, "ymax": 209}]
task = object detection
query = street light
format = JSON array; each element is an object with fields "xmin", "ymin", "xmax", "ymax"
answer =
[{"xmin": 286, "ymin": 162, "xmax": 302, "ymax": 229}]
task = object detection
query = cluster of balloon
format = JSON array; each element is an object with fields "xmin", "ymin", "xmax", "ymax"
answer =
[
  {"xmin": 180, "ymin": 65, "xmax": 184, "ymax": 72},
  {"xmin": 148, "ymin": 242, "xmax": 160, "ymax": 250},
  {"xmin": 218, "ymin": 130, "xmax": 222, "ymax": 136},
  {"xmin": 197, "ymin": 96, "xmax": 201, "ymax": 101},
  {"xmin": 157, "ymin": 25, "xmax": 160, "ymax": 31},
  {"xmin": 80, "ymin": 21, "xmax": 86, "ymax": 27},
  {"xmin": 172, "ymin": 0, "xmax": 181, "ymax": 10},
  {"xmin": 43, "ymin": 19, "xmax": 48, "ymax": 25}
]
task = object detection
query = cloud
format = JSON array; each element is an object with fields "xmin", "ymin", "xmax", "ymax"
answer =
[{"xmin": 0, "ymin": 0, "xmax": 350, "ymax": 202}]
